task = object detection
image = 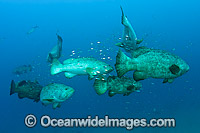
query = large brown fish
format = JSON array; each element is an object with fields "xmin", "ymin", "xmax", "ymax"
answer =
[
  {"xmin": 10, "ymin": 80, "xmax": 43, "ymax": 102},
  {"xmin": 115, "ymin": 47, "xmax": 189, "ymax": 83}
]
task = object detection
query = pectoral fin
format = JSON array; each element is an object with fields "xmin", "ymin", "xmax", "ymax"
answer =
[
  {"xmin": 133, "ymin": 71, "xmax": 148, "ymax": 81},
  {"xmin": 86, "ymin": 67, "xmax": 96, "ymax": 80},
  {"xmin": 136, "ymin": 39, "xmax": 143, "ymax": 44},
  {"xmin": 163, "ymin": 79, "xmax": 168, "ymax": 83},
  {"xmin": 123, "ymin": 92, "xmax": 132, "ymax": 96},
  {"xmin": 64, "ymin": 72, "xmax": 77, "ymax": 79},
  {"xmin": 86, "ymin": 67, "xmax": 95, "ymax": 74},
  {"xmin": 88, "ymin": 75, "xmax": 94, "ymax": 80},
  {"xmin": 115, "ymin": 42, "xmax": 124, "ymax": 47}
]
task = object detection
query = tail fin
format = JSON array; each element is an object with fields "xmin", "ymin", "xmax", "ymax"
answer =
[
  {"xmin": 120, "ymin": 6, "xmax": 125, "ymax": 25},
  {"xmin": 120, "ymin": 6, "xmax": 129, "ymax": 26},
  {"xmin": 56, "ymin": 33, "xmax": 63, "ymax": 45},
  {"xmin": 115, "ymin": 49, "xmax": 133, "ymax": 77},
  {"xmin": 56, "ymin": 33, "xmax": 63, "ymax": 57},
  {"xmin": 50, "ymin": 59, "xmax": 63, "ymax": 75},
  {"xmin": 93, "ymin": 77, "xmax": 108, "ymax": 95},
  {"xmin": 10, "ymin": 80, "xmax": 16, "ymax": 95}
]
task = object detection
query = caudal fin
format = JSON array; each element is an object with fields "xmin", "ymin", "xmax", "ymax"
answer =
[
  {"xmin": 120, "ymin": 6, "xmax": 125, "ymax": 24},
  {"xmin": 120, "ymin": 6, "xmax": 129, "ymax": 26},
  {"xmin": 115, "ymin": 49, "xmax": 132, "ymax": 77},
  {"xmin": 93, "ymin": 77, "xmax": 108, "ymax": 95},
  {"xmin": 10, "ymin": 80, "xmax": 16, "ymax": 95},
  {"xmin": 50, "ymin": 59, "xmax": 63, "ymax": 75}
]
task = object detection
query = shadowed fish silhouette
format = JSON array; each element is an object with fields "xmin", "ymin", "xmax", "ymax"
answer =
[{"xmin": 47, "ymin": 34, "xmax": 63, "ymax": 63}]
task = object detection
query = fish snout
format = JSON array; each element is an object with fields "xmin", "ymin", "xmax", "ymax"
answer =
[
  {"xmin": 186, "ymin": 64, "xmax": 190, "ymax": 72},
  {"xmin": 67, "ymin": 89, "xmax": 75, "ymax": 98},
  {"xmin": 181, "ymin": 63, "xmax": 190, "ymax": 75}
]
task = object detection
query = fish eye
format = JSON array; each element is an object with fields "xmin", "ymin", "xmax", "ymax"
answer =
[{"xmin": 65, "ymin": 88, "xmax": 68, "ymax": 90}]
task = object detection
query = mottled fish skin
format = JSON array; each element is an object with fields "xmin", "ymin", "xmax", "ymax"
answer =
[
  {"xmin": 115, "ymin": 47, "xmax": 189, "ymax": 83},
  {"xmin": 10, "ymin": 80, "xmax": 43, "ymax": 102},
  {"xmin": 63, "ymin": 58, "xmax": 112, "ymax": 74},
  {"xmin": 107, "ymin": 76, "xmax": 142, "ymax": 96},
  {"xmin": 40, "ymin": 83, "xmax": 74, "ymax": 109},
  {"xmin": 93, "ymin": 76, "xmax": 141, "ymax": 97},
  {"xmin": 51, "ymin": 58, "xmax": 113, "ymax": 79}
]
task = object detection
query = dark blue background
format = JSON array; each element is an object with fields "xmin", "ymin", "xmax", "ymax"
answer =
[{"xmin": 0, "ymin": 0, "xmax": 199, "ymax": 132}]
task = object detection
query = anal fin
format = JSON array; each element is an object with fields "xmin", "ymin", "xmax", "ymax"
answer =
[
  {"xmin": 64, "ymin": 72, "xmax": 77, "ymax": 79},
  {"xmin": 163, "ymin": 78, "xmax": 174, "ymax": 83},
  {"xmin": 133, "ymin": 71, "xmax": 148, "ymax": 81},
  {"xmin": 53, "ymin": 102, "xmax": 61, "ymax": 109}
]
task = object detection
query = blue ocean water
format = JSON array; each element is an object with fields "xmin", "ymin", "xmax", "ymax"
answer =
[{"xmin": 0, "ymin": 0, "xmax": 199, "ymax": 132}]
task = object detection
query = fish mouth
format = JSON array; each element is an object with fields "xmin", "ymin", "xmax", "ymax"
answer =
[
  {"xmin": 185, "ymin": 64, "xmax": 190, "ymax": 73},
  {"xmin": 67, "ymin": 89, "xmax": 75, "ymax": 97}
]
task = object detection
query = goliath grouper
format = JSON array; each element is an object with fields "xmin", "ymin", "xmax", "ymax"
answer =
[
  {"xmin": 10, "ymin": 80, "xmax": 43, "ymax": 102},
  {"xmin": 40, "ymin": 83, "xmax": 75, "ymax": 109},
  {"xmin": 115, "ymin": 6, "xmax": 143, "ymax": 53},
  {"xmin": 115, "ymin": 47, "xmax": 189, "ymax": 83},
  {"xmin": 94, "ymin": 76, "xmax": 142, "ymax": 97},
  {"xmin": 12, "ymin": 65, "xmax": 32, "ymax": 75},
  {"xmin": 47, "ymin": 34, "xmax": 63, "ymax": 63},
  {"xmin": 51, "ymin": 58, "xmax": 113, "ymax": 80}
]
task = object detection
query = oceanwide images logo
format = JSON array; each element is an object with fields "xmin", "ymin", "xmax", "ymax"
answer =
[{"xmin": 24, "ymin": 115, "xmax": 176, "ymax": 130}]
